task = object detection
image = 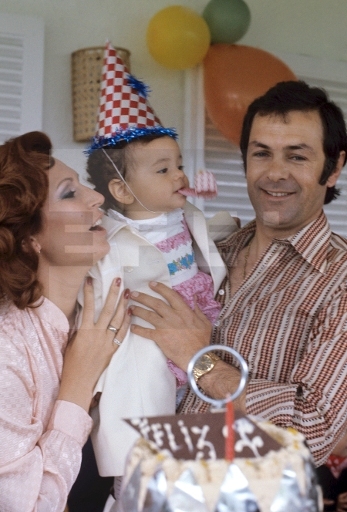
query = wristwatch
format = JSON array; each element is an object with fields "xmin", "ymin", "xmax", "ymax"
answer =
[{"xmin": 192, "ymin": 351, "xmax": 220, "ymax": 383}]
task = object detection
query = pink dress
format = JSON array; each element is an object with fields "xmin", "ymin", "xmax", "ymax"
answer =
[
  {"xmin": 0, "ymin": 298, "xmax": 92, "ymax": 512},
  {"xmin": 153, "ymin": 211, "xmax": 221, "ymax": 389}
]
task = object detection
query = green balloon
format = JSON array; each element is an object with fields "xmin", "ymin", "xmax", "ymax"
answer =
[{"xmin": 203, "ymin": 0, "xmax": 251, "ymax": 44}]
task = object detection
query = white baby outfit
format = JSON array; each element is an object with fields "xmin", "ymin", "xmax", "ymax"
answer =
[{"xmin": 85, "ymin": 202, "xmax": 238, "ymax": 477}]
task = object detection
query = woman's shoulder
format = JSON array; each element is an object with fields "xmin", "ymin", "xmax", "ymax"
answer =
[
  {"xmin": 0, "ymin": 300, "xmax": 28, "ymax": 329},
  {"xmin": 0, "ymin": 298, "xmax": 69, "ymax": 347},
  {"xmin": 0, "ymin": 301, "xmax": 30, "ymax": 359}
]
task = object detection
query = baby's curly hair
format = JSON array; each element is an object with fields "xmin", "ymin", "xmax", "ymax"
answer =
[
  {"xmin": 0, "ymin": 131, "xmax": 52, "ymax": 309},
  {"xmin": 86, "ymin": 140, "xmax": 129, "ymax": 212},
  {"xmin": 86, "ymin": 134, "xmax": 168, "ymax": 212}
]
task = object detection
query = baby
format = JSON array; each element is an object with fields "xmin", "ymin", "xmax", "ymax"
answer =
[{"xmin": 83, "ymin": 43, "xmax": 238, "ymax": 495}]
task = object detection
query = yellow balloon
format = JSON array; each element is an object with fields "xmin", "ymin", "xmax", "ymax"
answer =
[{"xmin": 146, "ymin": 6, "xmax": 211, "ymax": 69}]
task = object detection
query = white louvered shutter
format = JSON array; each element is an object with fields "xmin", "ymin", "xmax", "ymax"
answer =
[
  {"xmin": 0, "ymin": 13, "xmax": 44, "ymax": 143},
  {"xmin": 183, "ymin": 55, "xmax": 347, "ymax": 236}
]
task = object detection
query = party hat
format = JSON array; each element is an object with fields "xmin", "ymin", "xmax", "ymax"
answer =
[{"xmin": 88, "ymin": 42, "xmax": 176, "ymax": 153}]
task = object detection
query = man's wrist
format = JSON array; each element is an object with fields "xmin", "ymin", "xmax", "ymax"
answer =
[
  {"xmin": 198, "ymin": 360, "xmax": 248, "ymax": 413},
  {"xmin": 192, "ymin": 351, "xmax": 221, "ymax": 383}
]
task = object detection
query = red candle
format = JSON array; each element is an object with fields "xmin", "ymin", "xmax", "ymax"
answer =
[{"xmin": 225, "ymin": 399, "xmax": 234, "ymax": 461}]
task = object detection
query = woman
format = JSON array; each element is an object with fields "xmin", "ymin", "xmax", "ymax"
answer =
[{"xmin": 0, "ymin": 131, "xmax": 130, "ymax": 511}]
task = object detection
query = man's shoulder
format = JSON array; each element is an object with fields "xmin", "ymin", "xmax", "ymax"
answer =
[
  {"xmin": 216, "ymin": 220, "xmax": 253, "ymax": 250},
  {"xmin": 207, "ymin": 211, "xmax": 240, "ymax": 242},
  {"xmin": 328, "ymin": 232, "xmax": 347, "ymax": 271},
  {"xmin": 330, "ymin": 231, "xmax": 347, "ymax": 251}
]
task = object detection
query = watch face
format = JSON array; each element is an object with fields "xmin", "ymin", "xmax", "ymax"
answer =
[
  {"xmin": 193, "ymin": 352, "xmax": 220, "ymax": 383},
  {"xmin": 199, "ymin": 354, "xmax": 213, "ymax": 371}
]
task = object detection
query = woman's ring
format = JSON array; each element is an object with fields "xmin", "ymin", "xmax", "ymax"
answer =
[
  {"xmin": 107, "ymin": 324, "xmax": 119, "ymax": 335},
  {"xmin": 113, "ymin": 338, "xmax": 123, "ymax": 346}
]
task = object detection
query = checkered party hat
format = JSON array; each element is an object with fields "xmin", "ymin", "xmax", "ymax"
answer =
[{"xmin": 88, "ymin": 42, "xmax": 176, "ymax": 153}]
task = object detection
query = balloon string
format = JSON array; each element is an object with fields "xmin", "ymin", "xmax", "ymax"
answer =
[{"xmin": 225, "ymin": 399, "xmax": 234, "ymax": 461}]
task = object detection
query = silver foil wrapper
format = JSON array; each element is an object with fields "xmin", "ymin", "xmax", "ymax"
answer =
[
  {"xmin": 270, "ymin": 459, "xmax": 321, "ymax": 511},
  {"xmin": 270, "ymin": 466, "xmax": 306, "ymax": 511},
  {"xmin": 215, "ymin": 463, "xmax": 259, "ymax": 512},
  {"xmin": 303, "ymin": 457, "xmax": 321, "ymax": 511},
  {"xmin": 167, "ymin": 468, "xmax": 209, "ymax": 512},
  {"xmin": 142, "ymin": 468, "xmax": 170, "ymax": 512},
  {"xmin": 116, "ymin": 456, "xmax": 321, "ymax": 512},
  {"xmin": 116, "ymin": 462, "xmax": 141, "ymax": 512}
]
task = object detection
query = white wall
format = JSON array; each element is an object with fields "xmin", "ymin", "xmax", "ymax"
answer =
[{"xmin": 0, "ymin": 0, "xmax": 346, "ymax": 173}]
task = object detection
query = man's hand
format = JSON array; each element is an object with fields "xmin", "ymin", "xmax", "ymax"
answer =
[
  {"xmin": 129, "ymin": 281, "xmax": 247, "ymax": 412},
  {"xmin": 130, "ymin": 281, "xmax": 212, "ymax": 371}
]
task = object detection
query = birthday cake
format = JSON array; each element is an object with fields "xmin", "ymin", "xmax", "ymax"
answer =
[{"xmin": 116, "ymin": 411, "xmax": 322, "ymax": 511}]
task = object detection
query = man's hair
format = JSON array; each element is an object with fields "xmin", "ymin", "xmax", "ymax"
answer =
[
  {"xmin": 0, "ymin": 131, "xmax": 52, "ymax": 308},
  {"xmin": 240, "ymin": 80, "xmax": 347, "ymax": 204},
  {"xmin": 86, "ymin": 134, "xmax": 167, "ymax": 212}
]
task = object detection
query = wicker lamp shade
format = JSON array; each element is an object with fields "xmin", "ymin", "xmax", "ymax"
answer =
[{"xmin": 71, "ymin": 46, "xmax": 131, "ymax": 142}]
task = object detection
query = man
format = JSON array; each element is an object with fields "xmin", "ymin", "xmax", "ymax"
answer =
[{"xmin": 130, "ymin": 80, "xmax": 347, "ymax": 468}]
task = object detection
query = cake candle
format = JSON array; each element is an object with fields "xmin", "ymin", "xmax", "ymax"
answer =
[{"xmin": 225, "ymin": 399, "xmax": 234, "ymax": 461}]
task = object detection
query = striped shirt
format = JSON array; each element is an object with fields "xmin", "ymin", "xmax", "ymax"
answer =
[{"xmin": 179, "ymin": 212, "xmax": 347, "ymax": 466}]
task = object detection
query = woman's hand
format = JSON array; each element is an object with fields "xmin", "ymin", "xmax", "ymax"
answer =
[
  {"xmin": 129, "ymin": 281, "xmax": 212, "ymax": 372},
  {"xmin": 58, "ymin": 277, "xmax": 131, "ymax": 412}
]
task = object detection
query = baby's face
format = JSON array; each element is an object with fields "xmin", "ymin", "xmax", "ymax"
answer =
[{"xmin": 125, "ymin": 136, "xmax": 189, "ymax": 219}]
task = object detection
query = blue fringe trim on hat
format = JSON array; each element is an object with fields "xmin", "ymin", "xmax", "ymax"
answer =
[
  {"xmin": 86, "ymin": 126, "xmax": 178, "ymax": 154},
  {"xmin": 126, "ymin": 74, "xmax": 151, "ymax": 98}
]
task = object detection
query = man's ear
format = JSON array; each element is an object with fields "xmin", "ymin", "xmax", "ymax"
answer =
[
  {"xmin": 326, "ymin": 151, "xmax": 346, "ymax": 187},
  {"xmin": 108, "ymin": 178, "xmax": 134, "ymax": 205}
]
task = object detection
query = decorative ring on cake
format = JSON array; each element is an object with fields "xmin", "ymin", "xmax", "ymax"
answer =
[{"xmin": 187, "ymin": 345, "xmax": 248, "ymax": 408}]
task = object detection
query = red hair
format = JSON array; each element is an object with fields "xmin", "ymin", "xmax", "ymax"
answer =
[{"xmin": 0, "ymin": 132, "xmax": 51, "ymax": 309}]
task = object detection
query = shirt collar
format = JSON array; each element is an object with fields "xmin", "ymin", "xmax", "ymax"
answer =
[
  {"xmin": 219, "ymin": 211, "xmax": 331, "ymax": 274},
  {"xmin": 108, "ymin": 208, "xmax": 184, "ymax": 230},
  {"xmin": 287, "ymin": 211, "xmax": 331, "ymax": 273}
]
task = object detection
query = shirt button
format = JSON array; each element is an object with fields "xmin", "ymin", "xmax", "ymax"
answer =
[{"xmin": 218, "ymin": 289, "xmax": 225, "ymax": 296}]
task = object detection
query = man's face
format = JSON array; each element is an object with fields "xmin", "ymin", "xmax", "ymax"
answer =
[{"xmin": 245, "ymin": 110, "xmax": 340, "ymax": 238}]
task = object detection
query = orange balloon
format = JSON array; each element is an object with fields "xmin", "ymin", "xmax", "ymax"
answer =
[{"xmin": 203, "ymin": 44, "xmax": 297, "ymax": 145}]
